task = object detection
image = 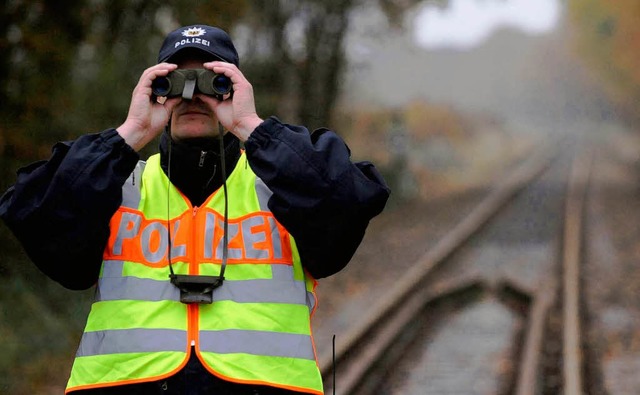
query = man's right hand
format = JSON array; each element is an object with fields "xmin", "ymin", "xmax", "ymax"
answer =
[{"xmin": 116, "ymin": 63, "xmax": 180, "ymax": 152}]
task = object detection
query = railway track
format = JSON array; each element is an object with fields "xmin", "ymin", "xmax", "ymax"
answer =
[{"xmin": 319, "ymin": 144, "xmax": 593, "ymax": 395}]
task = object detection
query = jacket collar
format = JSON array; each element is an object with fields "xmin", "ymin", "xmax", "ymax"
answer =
[{"xmin": 159, "ymin": 129, "xmax": 241, "ymax": 206}]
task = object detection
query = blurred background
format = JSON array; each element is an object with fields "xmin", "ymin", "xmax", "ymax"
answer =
[{"xmin": 1, "ymin": 0, "xmax": 639, "ymax": 393}]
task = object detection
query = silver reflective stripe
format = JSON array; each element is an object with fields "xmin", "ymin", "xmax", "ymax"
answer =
[
  {"xmin": 96, "ymin": 276, "xmax": 180, "ymax": 302},
  {"xmin": 199, "ymin": 329, "xmax": 315, "ymax": 360},
  {"xmin": 214, "ymin": 279, "xmax": 306, "ymax": 304},
  {"xmin": 306, "ymin": 290, "xmax": 316, "ymax": 312},
  {"xmin": 255, "ymin": 178, "xmax": 273, "ymax": 212},
  {"xmin": 254, "ymin": 179, "xmax": 285, "ymax": 259},
  {"xmin": 101, "ymin": 260, "xmax": 124, "ymax": 278},
  {"xmin": 271, "ymin": 265, "xmax": 294, "ymax": 281},
  {"xmin": 96, "ymin": 276, "xmax": 308, "ymax": 305},
  {"xmin": 121, "ymin": 161, "xmax": 146, "ymax": 209},
  {"xmin": 76, "ymin": 328, "xmax": 187, "ymax": 357},
  {"xmin": 272, "ymin": 265, "xmax": 316, "ymax": 312}
]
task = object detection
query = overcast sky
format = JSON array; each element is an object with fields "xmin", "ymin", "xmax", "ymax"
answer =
[{"xmin": 413, "ymin": 0, "xmax": 562, "ymax": 50}]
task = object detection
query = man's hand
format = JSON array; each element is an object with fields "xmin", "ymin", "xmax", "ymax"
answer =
[
  {"xmin": 203, "ymin": 61, "xmax": 263, "ymax": 142},
  {"xmin": 116, "ymin": 63, "xmax": 180, "ymax": 151}
]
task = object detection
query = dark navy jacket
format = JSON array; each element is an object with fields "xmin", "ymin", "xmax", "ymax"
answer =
[{"xmin": 0, "ymin": 117, "xmax": 390, "ymax": 290}]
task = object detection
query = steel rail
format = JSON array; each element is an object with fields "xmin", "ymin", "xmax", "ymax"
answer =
[
  {"xmin": 319, "ymin": 144, "xmax": 558, "ymax": 392},
  {"xmin": 562, "ymin": 148, "xmax": 593, "ymax": 395},
  {"xmin": 514, "ymin": 277, "xmax": 557, "ymax": 395}
]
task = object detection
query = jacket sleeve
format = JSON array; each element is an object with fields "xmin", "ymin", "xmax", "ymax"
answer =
[
  {"xmin": 244, "ymin": 117, "xmax": 390, "ymax": 279},
  {"xmin": 0, "ymin": 129, "xmax": 139, "ymax": 290}
]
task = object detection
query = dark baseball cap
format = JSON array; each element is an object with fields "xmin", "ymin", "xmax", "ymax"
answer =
[{"xmin": 157, "ymin": 25, "xmax": 239, "ymax": 66}]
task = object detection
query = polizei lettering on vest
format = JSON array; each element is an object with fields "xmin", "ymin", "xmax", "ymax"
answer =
[{"xmin": 105, "ymin": 208, "xmax": 292, "ymax": 266}]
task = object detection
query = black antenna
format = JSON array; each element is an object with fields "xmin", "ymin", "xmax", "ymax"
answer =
[{"xmin": 333, "ymin": 334, "xmax": 336, "ymax": 395}]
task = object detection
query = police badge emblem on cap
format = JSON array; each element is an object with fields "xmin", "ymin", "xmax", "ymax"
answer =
[{"xmin": 157, "ymin": 24, "xmax": 240, "ymax": 66}]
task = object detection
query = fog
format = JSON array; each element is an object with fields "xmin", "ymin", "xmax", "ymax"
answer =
[{"xmin": 342, "ymin": 1, "xmax": 622, "ymax": 139}]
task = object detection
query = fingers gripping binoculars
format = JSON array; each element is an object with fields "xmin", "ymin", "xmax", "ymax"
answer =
[{"xmin": 152, "ymin": 69, "xmax": 233, "ymax": 101}]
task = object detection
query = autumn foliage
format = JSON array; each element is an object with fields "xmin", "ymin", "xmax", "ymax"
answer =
[
  {"xmin": 335, "ymin": 100, "xmax": 524, "ymax": 201},
  {"xmin": 568, "ymin": 0, "xmax": 640, "ymax": 120}
]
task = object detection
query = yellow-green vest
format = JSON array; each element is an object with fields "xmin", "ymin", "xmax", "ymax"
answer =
[{"xmin": 66, "ymin": 153, "xmax": 323, "ymax": 394}]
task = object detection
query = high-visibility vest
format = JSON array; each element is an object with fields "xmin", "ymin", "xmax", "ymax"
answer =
[{"xmin": 66, "ymin": 153, "xmax": 323, "ymax": 394}]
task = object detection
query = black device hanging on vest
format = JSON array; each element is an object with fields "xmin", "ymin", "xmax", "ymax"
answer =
[{"xmin": 166, "ymin": 122, "xmax": 229, "ymax": 304}]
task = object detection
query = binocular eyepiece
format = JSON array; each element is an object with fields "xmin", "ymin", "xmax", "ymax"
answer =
[{"xmin": 152, "ymin": 69, "xmax": 232, "ymax": 101}]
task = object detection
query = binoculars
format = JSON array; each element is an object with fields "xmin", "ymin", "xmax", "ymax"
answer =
[{"xmin": 152, "ymin": 69, "xmax": 232, "ymax": 101}]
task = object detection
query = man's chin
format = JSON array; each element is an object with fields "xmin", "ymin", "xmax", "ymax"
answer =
[
  {"xmin": 171, "ymin": 119, "xmax": 218, "ymax": 138},
  {"xmin": 171, "ymin": 127, "xmax": 218, "ymax": 141},
  {"xmin": 180, "ymin": 112, "xmax": 211, "ymax": 118}
]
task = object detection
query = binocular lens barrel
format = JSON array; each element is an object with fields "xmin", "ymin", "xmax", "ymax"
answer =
[
  {"xmin": 212, "ymin": 75, "xmax": 232, "ymax": 95},
  {"xmin": 151, "ymin": 69, "xmax": 233, "ymax": 99},
  {"xmin": 151, "ymin": 76, "xmax": 172, "ymax": 97}
]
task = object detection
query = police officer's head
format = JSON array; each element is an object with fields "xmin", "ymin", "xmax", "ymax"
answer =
[
  {"xmin": 157, "ymin": 25, "xmax": 239, "ymax": 141},
  {"xmin": 158, "ymin": 25, "xmax": 239, "ymax": 66}
]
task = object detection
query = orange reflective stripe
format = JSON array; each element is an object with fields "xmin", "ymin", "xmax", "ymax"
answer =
[
  {"xmin": 104, "ymin": 207, "xmax": 293, "ymax": 266},
  {"xmin": 202, "ymin": 210, "xmax": 290, "ymax": 262},
  {"xmin": 105, "ymin": 208, "xmax": 191, "ymax": 267}
]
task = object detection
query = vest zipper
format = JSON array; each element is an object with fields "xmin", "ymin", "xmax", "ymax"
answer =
[
  {"xmin": 189, "ymin": 304, "xmax": 198, "ymax": 348},
  {"xmin": 188, "ymin": 205, "xmax": 200, "ymax": 350},
  {"xmin": 190, "ymin": 205, "xmax": 199, "ymax": 275}
]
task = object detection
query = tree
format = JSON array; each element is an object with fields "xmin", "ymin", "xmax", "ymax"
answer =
[
  {"xmin": 568, "ymin": 0, "xmax": 640, "ymax": 120},
  {"xmin": 239, "ymin": 0, "xmax": 443, "ymax": 129}
]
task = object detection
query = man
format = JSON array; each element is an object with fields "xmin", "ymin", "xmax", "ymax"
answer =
[{"xmin": 0, "ymin": 24, "xmax": 389, "ymax": 394}]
